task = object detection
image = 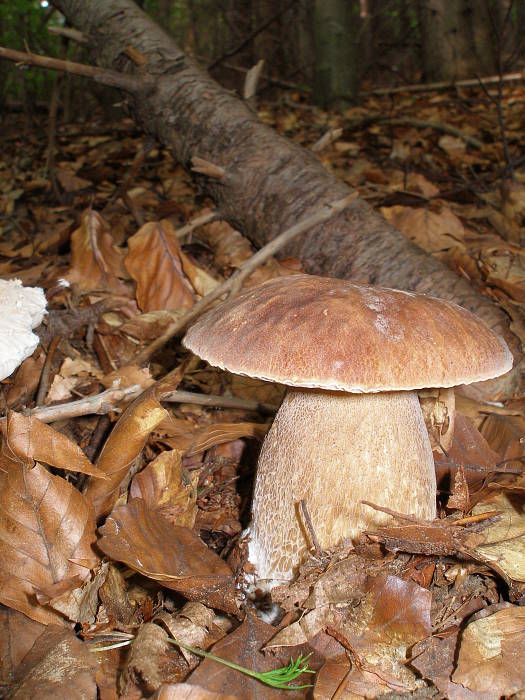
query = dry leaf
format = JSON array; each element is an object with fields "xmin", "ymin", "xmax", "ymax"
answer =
[
  {"xmin": 67, "ymin": 209, "xmax": 129, "ymax": 294},
  {"xmin": 381, "ymin": 204, "xmax": 466, "ymax": 254},
  {"xmin": 479, "ymin": 244, "xmax": 525, "ymax": 302},
  {"xmin": 453, "ymin": 606, "xmax": 525, "ymax": 697},
  {"xmin": 0, "ymin": 458, "xmax": 97, "ymax": 625},
  {"xmin": 125, "ymin": 220, "xmax": 196, "ymax": 311},
  {"xmin": 6, "ymin": 352, "xmax": 45, "ymax": 407},
  {"xmin": 156, "ymin": 683, "xmax": 239, "ymax": 699},
  {"xmin": 84, "ymin": 393, "xmax": 168, "ymax": 519},
  {"xmin": 0, "ymin": 608, "xmax": 46, "ymax": 685},
  {"xmin": 472, "ymin": 492, "xmax": 525, "ymax": 582},
  {"xmin": 121, "ymin": 622, "xmax": 177, "ymax": 694},
  {"xmin": 186, "ymin": 421, "xmax": 268, "ymax": 456},
  {"xmin": 98, "ymin": 498, "xmax": 238, "ymax": 614},
  {"xmin": 187, "ymin": 614, "xmax": 311, "ymax": 699},
  {"xmin": 9, "ymin": 625, "xmax": 97, "ymax": 699},
  {"xmin": 4, "ymin": 410, "xmax": 106, "ymax": 479},
  {"xmin": 130, "ymin": 449, "xmax": 198, "ymax": 528},
  {"xmin": 412, "ymin": 630, "xmax": 487, "ymax": 700},
  {"xmin": 37, "ymin": 561, "xmax": 109, "ymax": 625}
]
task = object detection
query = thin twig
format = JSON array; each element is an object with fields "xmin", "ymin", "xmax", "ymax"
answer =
[
  {"xmin": 300, "ymin": 499, "xmax": 322, "ymax": 556},
  {"xmin": 19, "ymin": 384, "xmax": 144, "ymax": 423},
  {"xmin": 362, "ymin": 70, "xmax": 524, "ymax": 96},
  {"xmin": 36, "ymin": 335, "xmax": 61, "ymax": 406},
  {"xmin": 132, "ymin": 192, "xmax": 358, "ymax": 366},
  {"xmin": 0, "ymin": 45, "xmax": 151, "ymax": 93},
  {"xmin": 175, "ymin": 210, "xmax": 218, "ymax": 240},
  {"xmin": 161, "ymin": 389, "xmax": 278, "ymax": 414}
]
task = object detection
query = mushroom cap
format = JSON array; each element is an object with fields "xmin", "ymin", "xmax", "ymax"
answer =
[
  {"xmin": 0, "ymin": 279, "xmax": 47, "ymax": 381},
  {"xmin": 183, "ymin": 275, "xmax": 513, "ymax": 392}
]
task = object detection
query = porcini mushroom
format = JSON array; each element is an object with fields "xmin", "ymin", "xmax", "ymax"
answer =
[
  {"xmin": 0, "ymin": 279, "xmax": 47, "ymax": 381},
  {"xmin": 183, "ymin": 275, "xmax": 512, "ymax": 583}
]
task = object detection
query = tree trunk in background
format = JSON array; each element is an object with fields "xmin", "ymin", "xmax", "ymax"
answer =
[
  {"xmin": 50, "ymin": 0, "xmax": 521, "ymax": 397},
  {"xmin": 313, "ymin": 0, "xmax": 359, "ymax": 107},
  {"xmin": 418, "ymin": 0, "xmax": 498, "ymax": 81}
]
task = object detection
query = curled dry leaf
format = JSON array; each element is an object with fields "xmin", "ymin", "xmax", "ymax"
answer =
[
  {"xmin": 36, "ymin": 561, "xmax": 109, "ymax": 625},
  {"xmin": 453, "ymin": 606, "xmax": 525, "ymax": 697},
  {"xmin": 125, "ymin": 220, "xmax": 196, "ymax": 312},
  {"xmin": 84, "ymin": 393, "xmax": 168, "ymax": 520},
  {"xmin": 186, "ymin": 421, "xmax": 269, "ymax": 456},
  {"xmin": 67, "ymin": 208, "xmax": 129, "ymax": 294},
  {"xmin": 121, "ymin": 622, "xmax": 177, "ymax": 695},
  {"xmin": 155, "ymin": 603, "xmax": 228, "ymax": 667},
  {"xmin": 130, "ymin": 449, "xmax": 198, "ymax": 528},
  {"xmin": 0, "ymin": 456, "xmax": 97, "ymax": 625},
  {"xmin": 4, "ymin": 410, "xmax": 107, "ymax": 479},
  {"xmin": 98, "ymin": 498, "xmax": 238, "ymax": 614},
  {"xmin": 9, "ymin": 625, "xmax": 97, "ymax": 700}
]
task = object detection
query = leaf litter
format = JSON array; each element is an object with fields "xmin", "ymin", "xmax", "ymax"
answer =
[{"xmin": 0, "ymin": 80, "xmax": 525, "ymax": 698}]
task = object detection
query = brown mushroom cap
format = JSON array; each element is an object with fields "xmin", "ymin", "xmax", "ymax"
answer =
[{"xmin": 183, "ymin": 275, "xmax": 512, "ymax": 392}]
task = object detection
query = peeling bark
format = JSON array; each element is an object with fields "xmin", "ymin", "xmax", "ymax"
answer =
[{"xmin": 51, "ymin": 0, "xmax": 521, "ymax": 394}]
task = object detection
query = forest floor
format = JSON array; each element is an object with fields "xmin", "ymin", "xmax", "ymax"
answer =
[{"xmin": 1, "ymin": 79, "xmax": 525, "ymax": 699}]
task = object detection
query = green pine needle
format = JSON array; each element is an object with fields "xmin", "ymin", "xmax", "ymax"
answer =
[
  {"xmin": 168, "ymin": 638, "xmax": 315, "ymax": 690},
  {"xmin": 90, "ymin": 634, "xmax": 315, "ymax": 690}
]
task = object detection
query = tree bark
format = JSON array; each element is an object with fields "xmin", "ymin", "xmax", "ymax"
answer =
[{"xmin": 50, "ymin": 0, "xmax": 521, "ymax": 393}]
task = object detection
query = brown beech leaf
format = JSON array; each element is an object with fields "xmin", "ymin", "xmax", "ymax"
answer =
[
  {"xmin": 0, "ymin": 459, "xmax": 97, "ymax": 625},
  {"xmin": 7, "ymin": 352, "xmax": 45, "ymax": 407},
  {"xmin": 434, "ymin": 413, "xmax": 501, "ymax": 494},
  {"xmin": 156, "ymin": 683, "xmax": 239, "ymax": 699},
  {"xmin": 130, "ymin": 449, "xmax": 198, "ymax": 528},
  {"xmin": 186, "ymin": 421, "xmax": 269, "ymax": 456},
  {"xmin": 9, "ymin": 625, "xmax": 97, "ymax": 700},
  {"xmin": 453, "ymin": 606, "xmax": 525, "ymax": 697},
  {"xmin": 0, "ymin": 608, "xmax": 46, "ymax": 686},
  {"xmin": 364, "ymin": 574, "xmax": 431, "ymax": 645},
  {"xmin": 411, "ymin": 630, "xmax": 486, "ymax": 700},
  {"xmin": 122, "ymin": 622, "xmax": 177, "ymax": 695},
  {"xmin": 98, "ymin": 498, "xmax": 238, "ymax": 614},
  {"xmin": 125, "ymin": 220, "xmax": 196, "ymax": 312},
  {"xmin": 67, "ymin": 209, "xmax": 129, "ymax": 294},
  {"xmin": 84, "ymin": 394, "xmax": 168, "ymax": 520},
  {"xmin": 155, "ymin": 603, "xmax": 228, "ymax": 668},
  {"xmin": 380, "ymin": 204, "xmax": 466, "ymax": 254},
  {"xmin": 314, "ymin": 651, "xmax": 408, "ymax": 699},
  {"xmin": 471, "ymin": 492, "xmax": 525, "ymax": 582},
  {"xmin": 5, "ymin": 410, "xmax": 107, "ymax": 479},
  {"xmin": 188, "ymin": 614, "xmax": 311, "ymax": 699}
]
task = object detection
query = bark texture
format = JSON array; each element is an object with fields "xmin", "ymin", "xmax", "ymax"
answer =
[{"xmin": 51, "ymin": 0, "xmax": 521, "ymax": 382}]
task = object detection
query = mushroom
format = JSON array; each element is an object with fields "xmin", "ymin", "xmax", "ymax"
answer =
[
  {"xmin": 183, "ymin": 275, "xmax": 512, "ymax": 584},
  {"xmin": 0, "ymin": 279, "xmax": 47, "ymax": 381}
]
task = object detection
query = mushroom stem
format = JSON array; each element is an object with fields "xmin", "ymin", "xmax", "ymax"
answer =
[{"xmin": 247, "ymin": 388, "xmax": 437, "ymax": 583}]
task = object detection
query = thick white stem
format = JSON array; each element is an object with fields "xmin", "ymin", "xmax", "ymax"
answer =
[{"xmin": 247, "ymin": 389, "xmax": 436, "ymax": 583}]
